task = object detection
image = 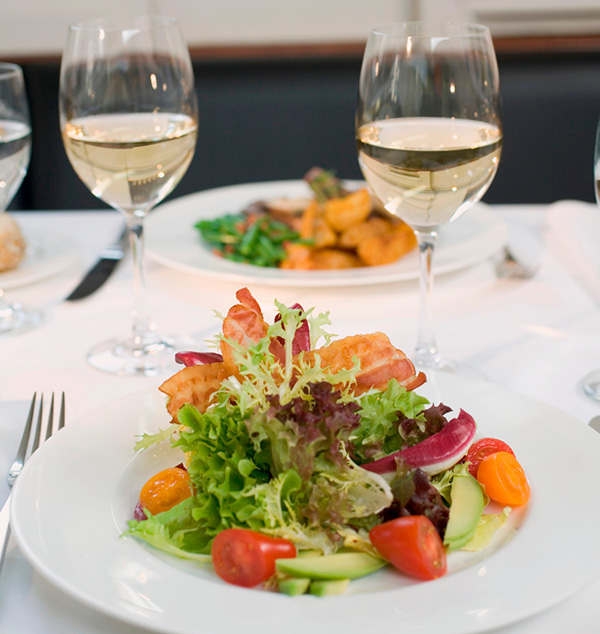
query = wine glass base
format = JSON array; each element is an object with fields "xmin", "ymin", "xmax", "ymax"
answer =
[
  {"xmin": 582, "ymin": 370, "xmax": 600, "ymax": 403},
  {"xmin": 0, "ymin": 301, "xmax": 45, "ymax": 337},
  {"xmin": 86, "ymin": 332, "xmax": 184, "ymax": 377},
  {"xmin": 414, "ymin": 352, "xmax": 485, "ymax": 380}
]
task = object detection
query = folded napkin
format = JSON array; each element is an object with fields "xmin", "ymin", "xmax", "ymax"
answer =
[{"xmin": 546, "ymin": 200, "xmax": 600, "ymax": 303}]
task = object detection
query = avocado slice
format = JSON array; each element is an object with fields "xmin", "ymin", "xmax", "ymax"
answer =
[
  {"xmin": 309, "ymin": 578, "xmax": 350, "ymax": 597},
  {"xmin": 297, "ymin": 549, "xmax": 322, "ymax": 558},
  {"xmin": 276, "ymin": 552, "xmax": 385, "ymax": 580},
  {"xmin": 444, "ymin": 474, "xmax": 485, "ymax": 552},
  {"xmin": 278, "ymin": 576, "xmax": 310, "ymax": 596}
]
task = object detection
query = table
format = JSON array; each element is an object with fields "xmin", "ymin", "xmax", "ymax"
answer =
[{"xmin": 1, "ymin": 201, "xmax": 599, "ymax": 633}]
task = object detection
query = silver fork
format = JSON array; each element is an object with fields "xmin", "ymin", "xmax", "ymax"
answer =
[
  {"xmin": 495, "ymin": 246, "xmax": 539, "ymax": 280},
  {"xmin": 0, "ymin": 392, "xmax": 66, "ymax": 574}
]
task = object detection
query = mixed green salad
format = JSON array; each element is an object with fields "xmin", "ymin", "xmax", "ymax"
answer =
[{"xmin": 125, "ymin": 291, "xmax": 529, "ymax": 595}]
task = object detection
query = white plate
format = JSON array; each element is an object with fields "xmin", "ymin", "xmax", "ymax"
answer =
[
  {"xmin": 146, "ymin": 181, "xmax": 507, "ymax": 287},
  {"xmin": 0, "ymin": 231, "xmax": 79, "ymax": 289},
  {"xmin": 11, "ymin": 372, "xmax": 600, "ymax": 634}
]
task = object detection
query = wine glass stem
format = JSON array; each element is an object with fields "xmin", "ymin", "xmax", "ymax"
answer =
[
  {"xmin": 125, "ymin": 211, "xmax": 155, "ymax": 345},
  {"xmin": 414, "ymin": 228, "xmax": 441, "ymax": 368}
]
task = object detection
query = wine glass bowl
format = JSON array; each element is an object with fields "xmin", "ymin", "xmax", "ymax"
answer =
[
  {"xmin": 59, "ymin": 16, "xmax": 198, "ymax": 375},
  {"xmin": 581, "ymin": 118, "xmax": 600, "ymax": 402},
  {"xmin": 0, "ymin": 62, "xmax": 42, "ymax": 336},
  {"xmin": 356, "ymin": 22, "xmax": 502, "ymax": 370}
]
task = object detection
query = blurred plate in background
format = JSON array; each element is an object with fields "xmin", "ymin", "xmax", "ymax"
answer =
[{"xmin": 146, "ymin": 181, "xmax": 507, "ymax": 287}]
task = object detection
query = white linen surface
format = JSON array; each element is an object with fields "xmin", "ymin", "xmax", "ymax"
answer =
[{"xmin": 1, "ymin": 202, "xmax": 600, "ymax": 634}]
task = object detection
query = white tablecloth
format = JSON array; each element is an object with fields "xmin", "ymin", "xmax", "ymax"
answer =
[{"xmin": 1, "ymin": 201, "xmax": 600, "ymax": 633}]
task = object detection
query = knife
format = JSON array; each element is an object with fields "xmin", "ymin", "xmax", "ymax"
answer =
[{"xmin": 65, "ymin": 225, "xmax": 129, "ymax": 301}]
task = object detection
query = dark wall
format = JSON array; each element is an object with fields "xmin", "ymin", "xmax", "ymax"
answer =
[
  {"xmin": 11, "ymin": 50, "xmax": 600, "ymax": 211},
  {"xmin": 486, "ymin": 53, "xmax": 600, "ymax": 204}
]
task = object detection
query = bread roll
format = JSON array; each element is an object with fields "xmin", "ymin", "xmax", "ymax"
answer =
[{"xmin": 0, "ymin": 213, "xmax": 26, "ymax": 272}]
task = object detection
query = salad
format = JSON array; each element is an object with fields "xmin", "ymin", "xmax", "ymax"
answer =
[{"xmin": 126, "ymin": 288, "xmax": 530, "ymax": 596}]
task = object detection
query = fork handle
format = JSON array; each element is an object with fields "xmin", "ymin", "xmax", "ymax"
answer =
[{"xmin": 0, "ymin": 492, "xmax": 12, "ymax": 574}]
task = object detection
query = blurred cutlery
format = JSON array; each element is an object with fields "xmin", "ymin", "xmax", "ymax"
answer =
[
  {"xmin": 589, "ymin": 415, "xmax": 600, "ymax": 434},
  {"xmin": 495, "ymin": 246, "xmax": 538, "ymax": 280},
  {"xmin": 65, "ymin": 225, "xmax": 128, "ymax": 301}
]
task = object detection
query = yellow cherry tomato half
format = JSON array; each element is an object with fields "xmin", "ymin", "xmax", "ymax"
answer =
[
  {"xmin": 476, "ymin": 451, "xmax": 530, "ymax": 506},
  {"xmin": 139, "ymin": 467, "xmax": 193, "ymax": 515}
]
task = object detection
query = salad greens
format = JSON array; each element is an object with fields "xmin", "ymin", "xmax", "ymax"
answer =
[
  {"xmin": 126, "ymin": 301, "xmax": 456, "ymax": 558},
  {"xmin": 196, "ymin": 213, "xmax": 306, "ymax": 268}
]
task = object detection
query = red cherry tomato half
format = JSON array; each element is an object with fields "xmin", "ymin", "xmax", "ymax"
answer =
[
  {"xmin": 211, "ymin": 529, "xmax": 296, "ymax": 588},
  {"xmin": 466, "ymin": 437, "xmax": 515, "ymax": 478},
  {"xmin": 369, "ymin": 516, "xmax": 447, "ymax": 581}
]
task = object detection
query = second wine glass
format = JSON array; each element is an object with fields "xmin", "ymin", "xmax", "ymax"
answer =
[
  {"xmin": 59, "ymin": 16, "xmax": 198, "ymax": 376},
  {"xmin": 581, "ymin": 118, "xmax": 600, "ymax": 402},
  {"xmin": 356, "ymin": 22, "xmax": 502, "ymax": 372},
  {"xmin": 0, "ymin": 62, "xmax": 40, "ymax": 336}
]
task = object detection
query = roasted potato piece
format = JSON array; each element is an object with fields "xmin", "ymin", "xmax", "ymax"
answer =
[
  {"xmin": 300, "ymin": 200, "xmax": 337, "ymax": 247},
  {"xmin": 281, "ymin": 244, "xmax": 361, "ymax": 270},
  {"xmin": 357, "ymin": 223, "xmax": 417, "ymax": 266},
  {"xmin": 280, "ymin": 244, "xmax": 314, "ymax": 270},
  {"xmin": 338, "ymin": 216, "xmax": 393, "ymax": 249},
  {"xmin": 323, "ymin": 188, "xmax": 372, "ymax": 232},
  {"xmin": 308, "ymin": 249, "xmax": 362, "ymax": 270}
]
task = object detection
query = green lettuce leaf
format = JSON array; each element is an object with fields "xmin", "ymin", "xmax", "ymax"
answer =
[
  {"xmin": 125, "ymin": 497, "xmax": 212, "ymax": 562},
  {"xmin": 351, "ymin": 379, "xmax": 430, "ymax": 463},
  {"xmin": 461, "ymin": 507, "xmax": 513, "ymax": 552},
  {"xmin": 430, "ymin": 461, "xmax": 473, "ymax": 503}
]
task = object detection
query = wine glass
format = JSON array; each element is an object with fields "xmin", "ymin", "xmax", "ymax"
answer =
[
  {"xmin": 356, "ymin": 22, "xmax": 502, "ymax": 371},
  {"xmin": 581, "ymin": 118, "xmax": 600, "ymax": 402},
  {"xmin": 59, "ymin": 16, "xmax": 198, "ymax": 376},
  {"xmin": 0, "ymin": 63, "xmax": 40, "ymax": 336}
]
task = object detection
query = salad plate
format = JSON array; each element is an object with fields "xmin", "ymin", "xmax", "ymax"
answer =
[
  {"xmin": 11, "ymin": 371, "xmax": 600, "ymax": 634},
  {"xmin": 145, "ymin": 181, "xmax": 507, "ymax": 287},
  {"xmin": 0, "ymin": 231, "xmax": 79, "ymax": 289}
]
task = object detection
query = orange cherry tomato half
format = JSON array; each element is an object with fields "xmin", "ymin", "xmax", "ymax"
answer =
[
  {"xmin": 369, "ymin": 516, "xmax": 447, "ymax": 581},
  {"xmin": 476, "ymin": 451, "xmax": 530, "ymax": 506},
  {"xmin": 211, "ymin": 528, "xmax": 296, "ymax": 588},
  {"xmin": 139, "ymin": 467, "xmax": 193, "ymax": 515},
  {"xmin": 466, "ymin": 437, "xmax": 515, "ymax": 478}
]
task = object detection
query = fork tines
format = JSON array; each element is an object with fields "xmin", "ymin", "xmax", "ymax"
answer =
[{"xmin": 7, "ymin": 392, "xmax": 65, "ymax": 487}]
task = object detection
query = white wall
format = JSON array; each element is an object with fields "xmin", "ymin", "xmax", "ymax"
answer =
[
  {"xmin": 0, "ymin": 0, "xmax": 411, "ymax": 57},
  {"xmin": 2, "ymin": 0, "xmax": 599, "ymax": 58},
  {"xmin": 421, "ymin": 0, "xmax": 600, "ymax": 36}
]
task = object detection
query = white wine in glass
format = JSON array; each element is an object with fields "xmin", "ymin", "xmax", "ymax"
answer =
[
  {"xmin": 581, "ymin": 118, "xmax": 600, "ymax": 402},
  {"xmin": 356, "ymin": 22, "xmax": 502, "ymax": 371},
  {"xmin": 59, "ymin": 16, "xmax": 198, "ymax": 375},
  {"xmin": 0, "ymin": 63, "xmax": 41, "ymax": 336}
]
